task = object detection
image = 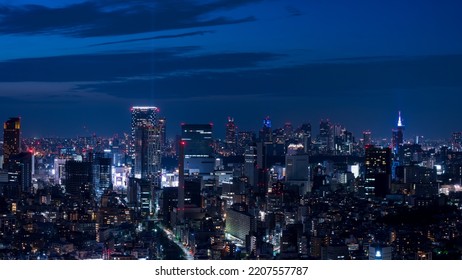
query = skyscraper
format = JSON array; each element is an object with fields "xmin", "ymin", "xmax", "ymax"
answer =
[
  {"xmin": 130, "ymin": 106, "xmax": 159, "ymax": 159},
  {"xmin": 65, "ymin": 160, "xmax": 93, "ymax": 200},
  {"xmin": 363, "ymin": 130, "xmax": 372, "ymax": 146},
  {"xmin": 225, "ymin": 117, "xmax": 237, "ymax": 155},
  {"xmin": 159, "ymin": 117, "xmax": 167, "ymax": 151},
  {"xmin": 130, "ymin": 106, "xmax": 162, "ymax": 182},
  {"xmin": 299, "ymin": 123, "xmax": 312, "ymax": 153},
  {"xmin": 319, "ymin": 119, "xmax": 332, "ymax": 153},
  {"xmin": 181, "ymin": 124, "xmax": 214, "ymax": 174},
  {"xmin": 259, "ymin": 116, "xmax": 272, "ymax": 142},
  {"xmin": 365, "ymin": 146, "xmax": 392, "ymax": 197},
  {"xmin": 3, "ymin": 117, "xmax": 21, "ymax": 169},
  {"xmin": 7, "ymin": 152, "xmax": 32, "ymax": 194},
  {"xmin": 237, "ymin": 131, "xmax": 255, "ymax": 156},
  {"xmin": 391, "ymin": 111, "xmax": 405, "ymax": 155},
  {"xmin": 134, "ymin": 125, "xmax": 161, "ymax": 180}
]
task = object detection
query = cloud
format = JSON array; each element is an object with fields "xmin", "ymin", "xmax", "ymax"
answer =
[
  {"xmin": 74, "ymin": 54, "xmax": 462, "ymax": 100},
  {"xmin": 0, "ymin": 0, "xmax": 261, "ymax": 37},
  {"xmin": 285, "ymin": 6, "xmax": 302, "ymax": 16},
  {"xmin": 90, "ymin": 30, "xmax": 215, "ymax": 47},
  {"xmin": 0, "ymin": 48, "xmax": 280, "ymax": 82}
]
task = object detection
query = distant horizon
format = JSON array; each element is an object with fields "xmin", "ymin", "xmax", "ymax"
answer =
[{"xmin": 1, "ymin": 111, "xmax": 457, "ymax": 143}]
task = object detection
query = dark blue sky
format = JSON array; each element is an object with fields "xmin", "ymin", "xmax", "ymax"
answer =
[{"xmin": 0, "ymin": 0, "xmax": 461, "ymax": 140}]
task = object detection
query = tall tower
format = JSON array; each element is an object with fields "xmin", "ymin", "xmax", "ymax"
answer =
[
  {"xmin": 130, "ymin": 106, "xmax": 162, "ymax": 183},
  {"xmin": 177, "ymin": 140, "xmax": 185, "ymax": 224},
  {"xmin": 3, "ymin": 117, "xmax": 21, "ymax": 169},
  {"xmin": 158, "ymin": 117, "xmax": 167, "ymax": 150},
  {"xmin": 225, "ymin": 117, "xmax": 237, "ymax": 155},
  {"xmin": 130, "ymin": 106, "xmax": 159, "ymax": 159},
  {"xmin": 392, "ymin": 111, "xmax": 405, "ymax": 155},
  {"xmin": 134, "ymin": 125, "xmax": 161, "ymax": 180}
]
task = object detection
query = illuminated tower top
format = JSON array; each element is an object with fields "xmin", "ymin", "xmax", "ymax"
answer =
[{"xmin": 397, "ymin": 111, "xmax": 404, "ymax": 128}]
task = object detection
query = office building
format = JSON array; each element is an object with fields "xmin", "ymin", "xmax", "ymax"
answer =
[
  {"xmin": 365, "ymin": 146, "xmax": 392, "ymax": 197},
  {"xmin": 181, "ymin": 123, "xmax": 214, "ymax": 175},
  {"xmin": 225, "ymin": 117, "xmax": 237, "ymax": 155},
  {"xmin": 3, "ymin": 117, "xmax": 21, "ymax": 169},
  {"xmin": 133, "ymin": 125, "xmax": 161, "ymax": 181},
  {"xmin": 259, "ymin": 116, "xmax": 272, "ymax": 143},
  {"xmin": 130, "ymin": 106, "xmax": 159, "ymax": 159},
  {"xmin": 65, "ymin": 160, "xmax": 93, "ymax": 200},
  {"xmin": 7, "ymin": 152, "xmax": 32, "ymax": 194}
]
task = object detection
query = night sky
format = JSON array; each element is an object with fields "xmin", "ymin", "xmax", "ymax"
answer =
[{"xmin": 0, "ymin": 0, "xmax": 461, "ymax": 140}]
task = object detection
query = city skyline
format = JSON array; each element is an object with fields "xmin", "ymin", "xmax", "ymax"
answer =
[{"xmin": 0, "ymin": 0, "xmax": 461, "ymax": 139}]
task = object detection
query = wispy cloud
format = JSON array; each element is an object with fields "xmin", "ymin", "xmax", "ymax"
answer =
[
  {"xmin": 0, "ymin": 0, "xmax": 261, "ymax": 37},
  {"xmin": 74, "ymin": 54, "xmax": 462, "ymax": 100},
  {"xmin": 0, "ymin": 48, "xmax": 280, "ymax": 82},
  {"xmin": 89, "ymin": 30, "xmax": 215, "ymax": 47}
]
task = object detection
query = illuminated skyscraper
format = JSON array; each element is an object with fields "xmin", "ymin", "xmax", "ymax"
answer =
[
  {"xmin": 130, "ymin": 106, "xmax": 159, "ymax": 159},
  {"xmin": 225, "ymin": 117, "xmax": 237, "ymax": 155},
  {"xmin": 159, "ymin": 117, "xmax": 167, "ymax": 150},
  {"xmin": 134, "ymin": 125, "xmax": 161, "ymax": 181},
  {"xmin": 3, "ymin": 117, "xmax": 21, "ymax": 169},
  {"xmin": 365, "ymin": 146, "xmax": 391, "ymax": 197},
  {"xmin": 5, "ymin": 151, "xmax": 32, "ymax": 197},
  {"xmin": 391, "ymin": 111, "xmax": 405, "ymax": 155},
  {"xmin": 237, "ymin": 131, "xmax": 255, "ymax": 156},
  {"xmin": 181, "ymin": 123, "xmax": 214, "ymax": 174},
  {"xmin": 259, "ymin": 116, "xmax": 272, "ymax": 142},
  {"xmin": 130, "ymin": 106, "xmax": 162, "ymax": 183}
]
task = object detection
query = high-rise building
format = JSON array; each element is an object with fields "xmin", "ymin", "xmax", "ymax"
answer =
[
  {"xmin": 65, "ymin": 160, "xmax": 93, "ymax": 200},
  {"xmin": 159, "ymin": 117, "xmax": 167, "ymax": 151},
  {"xmin": 237, "ymin": 131, "xmax": 255, "ymax": 156},
  {"xmin": 133, "ymin": 125, "xmax": 161, "ymax": 181},
  {"xmin": 92, "ymin": 155, "xmax": 112, "ymax": 199},
  {"xmin": 3, "ymin": 117, "xmax": 21, "ymax": 169},
  {"xmin": 130, "ymin": 106, "xmax": 159, "ymax": 159},
  {"xmin": 259, "ymin": 116, "xmax": 272, "ymax": 143},
  {"xmin": 225, "ymin": 117, "xmax": 237, "ymax": 155},
  {"xmin": 318, "ymin": 119, "xmax": 332, "ymax": 153},
  {"xmin": 7, "ymin": 152, "xmax": 33, "ymax": 197},
  {"xmin": 283, "ymin": 122, "xmax": 294, "ymax": 140},
  {"xmin": 181, "ymin": 123, "xmax": 214, "ymax": 174},
  {"xmin": 365, "ymin": 146, "xmax": 391, "ymax": 197},
  {"xmin": 363, "ymin": 131, "xmax": 372, "ymax": 146},
  {"xmin": 391, "ymin": 111, "xmax": 405, "ymax": 155},
  {"xmin": 244, "ymin": 144, "xmax": 257, "ymax": 188},
  {"xmin": 130, "ymin": 106, "xmax": 162, "ymax": 183},
  {"xmin": 127, "ymin": 178, "xmax": 153, "ymax": 218},
  {"xmin": 285, "ymin": 153, "xmax": 310, "ymax": 195},
  {"xmin": 452, "ymin": 132, "xmax": 462, "ymax": 151},
  {"xmin": 299, "ymin": 123, "xmax": 312, "ymax": 153}
]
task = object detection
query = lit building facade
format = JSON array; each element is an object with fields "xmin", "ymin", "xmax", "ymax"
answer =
[{"xmin": 3, "ymin": 117, "xmax": 21, "ymax": 169}]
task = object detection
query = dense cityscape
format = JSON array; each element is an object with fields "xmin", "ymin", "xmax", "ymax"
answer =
[{"xmin": 1, "ymin": 107, "xmax": 462, "ymax": 260}]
